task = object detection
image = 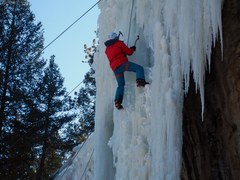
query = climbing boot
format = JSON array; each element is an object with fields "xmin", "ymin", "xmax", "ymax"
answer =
[
  {"xmin": 136, "ymin": 79, "xmax": 149, "ymax": 87},
  {"xmin": 115, "ymin": 99, "xmax": 123, "ymax": 110}
]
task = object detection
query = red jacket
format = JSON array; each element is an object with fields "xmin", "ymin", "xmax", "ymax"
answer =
[{"xmin": 105, "ymin": 40, "xmax": 134, "ymax": 71}]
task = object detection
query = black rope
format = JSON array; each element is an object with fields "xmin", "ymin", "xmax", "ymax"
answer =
[
  {"xmin": 7, "ymin": 0, "xmax": 100, "ymax": 176},
  {"xmin": 57, "ymin": 134, "xmax": 93, "ymax": 180},
  {"xmin": 10, "ymin": 0, "xmax": 102, "ymax": 147},
  {"xmin": 64, "ymin": 80, "xmax": 84, "ymax": 98},
  {"xmin": 127, "ymin": 0, "xmax": 135, "ymax": 45},
  {"xmin": 30, "ymin": 0, "xmax": 102, "ymax": 64},
  {"xmin": 80, "ymin": 149, "xmax": 94, "ymax": 180}
]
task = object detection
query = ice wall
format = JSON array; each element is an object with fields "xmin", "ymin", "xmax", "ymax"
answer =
[
  {"xmin": 54, "ymin": 135, "xmax": 94, "ymax": 180},
  {"xmin": 93, "ymin": 0, "xmax": 223, "ymax": 180}
]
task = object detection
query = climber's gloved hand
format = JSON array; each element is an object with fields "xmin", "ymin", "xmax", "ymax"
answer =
[{"xmin": 130, "ymin": 46, "xmax": 136, "ymax": 51}]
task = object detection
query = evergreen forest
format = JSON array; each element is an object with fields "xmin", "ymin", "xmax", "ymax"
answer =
[{"xmin": 0, "ymin": 1, "xmax": 96, "ymax": 179}]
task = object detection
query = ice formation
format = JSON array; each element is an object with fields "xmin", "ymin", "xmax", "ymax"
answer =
[{"xmin": 56, "ymin": 0, "xmax": 223, "ymax": 179}]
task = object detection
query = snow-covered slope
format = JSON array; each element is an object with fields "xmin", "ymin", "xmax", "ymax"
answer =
[{"xmin": 56, "ymin": 0, "xmax": 223, "ymax": 179}]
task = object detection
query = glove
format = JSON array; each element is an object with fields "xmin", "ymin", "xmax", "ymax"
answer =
[{"xmin": 130, "ymin": 46, "xmax": 136, "ymax": 51}]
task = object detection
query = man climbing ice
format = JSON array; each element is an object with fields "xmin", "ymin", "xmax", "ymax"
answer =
[{"xmin": 104, "ymin": 32, "xmax": 149, "ymax": 110}]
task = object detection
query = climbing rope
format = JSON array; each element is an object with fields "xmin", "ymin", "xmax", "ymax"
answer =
[
  {"xmin": 55, "ymin": 133, "xmax": 93, "ymax": 180},
  {"xmin": 127, "ymin": 0, "xmax": 135, "ymax": 45},
  {"xmin": 10, "ymin": 0, "xmax": 101, "ymax": 157},
  {"xmin": 29, "ymin": 0, "xmax": 102, "ymax": 64},
  {"xmin": 10, "ymin": 0, "xmax": 102, "ymax": 146},
  {"xmin": 4, "ymin": 1, "xmax": 100, "ymax": 177},
  {"xmin": 80, "ymin": 149, "xmax": 94, "ymax": 180}
]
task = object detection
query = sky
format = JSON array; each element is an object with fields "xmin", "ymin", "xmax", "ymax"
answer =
[{"xmin": 28, "ymin": 0, "xmax": 100, "ymax": 93}]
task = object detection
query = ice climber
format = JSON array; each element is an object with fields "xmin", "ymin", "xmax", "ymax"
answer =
[{"xmin": 104, "ymin": 32, "xmax": 149, "ymax": 110}]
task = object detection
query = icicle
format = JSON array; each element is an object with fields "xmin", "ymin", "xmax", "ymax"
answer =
[
  {"xmin": 53, "ymin": 0, "xmax": 224, "ymax": 179},
  {"xmin": 93, "ymin": 0, "xmax": 224, "ymax": 179}
]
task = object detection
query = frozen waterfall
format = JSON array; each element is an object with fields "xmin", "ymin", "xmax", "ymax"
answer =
[{"xmin": 55, "ymin": 0, "xmax": 223, "ymax": 179}]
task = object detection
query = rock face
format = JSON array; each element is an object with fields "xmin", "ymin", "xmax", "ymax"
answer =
[{"xmin": 182, "ymin": 0, "xmax": 240, "ymax": 179}]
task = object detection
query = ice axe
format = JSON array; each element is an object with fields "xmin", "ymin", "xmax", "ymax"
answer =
[
  {"xmin": 134, "ymin": 35, "xmax": 140, "ymax": 46},
  {"xmin": 118, "ymin": 31, "xmax": 123, "ymax": 39}
]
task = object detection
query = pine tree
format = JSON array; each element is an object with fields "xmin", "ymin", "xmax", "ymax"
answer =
[
  {"xmin": 71, "ymin": 39, "xmax": 97, "ymax": 142},
  {"xmin": 34, "ymin": 56, "xmax": 76, "ymax": 180},
  {"xmin": 0, "ymin": 1, "xmax": 44, "ymax": 135},
  {"xmin": 0, "ymin": 1, "xmax": 45, "ymax": 179},
  {"xmin": 0, "ymin": 1, "xmax": 82, "ymax": 179}
]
